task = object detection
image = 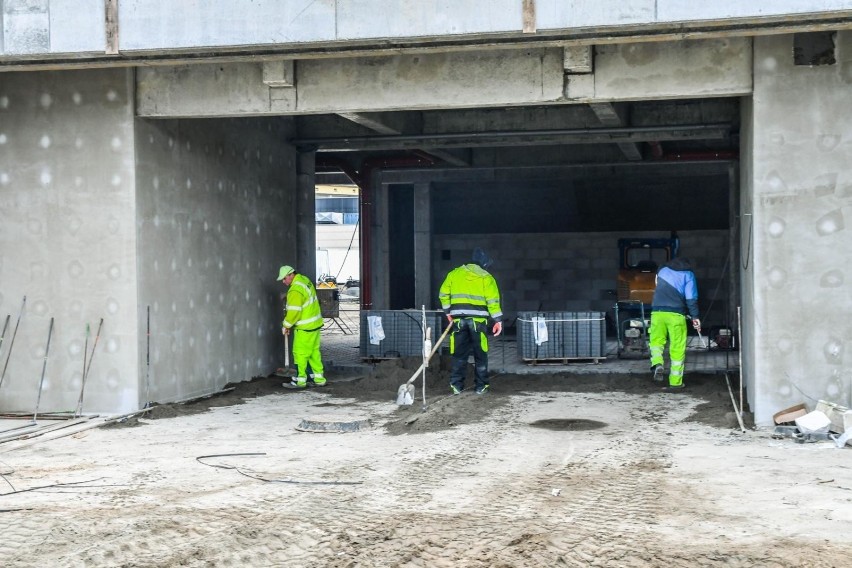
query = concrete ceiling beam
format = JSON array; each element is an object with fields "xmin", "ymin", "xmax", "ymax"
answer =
[
  {"xmin": 589, "ymin": 102, "xmax": 643, "ymax": 161},
  {"xmin": 298, "ymin": 124, "xmax": 730, "ymax": 152},
  {"xmin": 136, "ymin": 38, "xmax": 751, "ymax": 118}
]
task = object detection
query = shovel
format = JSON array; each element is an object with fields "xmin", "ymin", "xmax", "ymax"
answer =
[
  {"xmin": 396, "ymin": 323, "xmax": 452, "ymax": 405},
  {"xmin": 275, "ymin": 331, "xmax": 297, "ymax": 377}
]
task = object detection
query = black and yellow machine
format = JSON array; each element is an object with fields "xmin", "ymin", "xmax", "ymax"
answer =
[{"xmin": 614, "ymin": 235, "xmax": 679, "ymax": 358}]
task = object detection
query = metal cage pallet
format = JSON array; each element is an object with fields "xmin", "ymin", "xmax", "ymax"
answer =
[
  {"xmin": 360, "ymin": 309, "xmax": 448, "ymax": 359},
  {"xmin": 517, "ymin": 311, "xmax": 607, "ymax": 362}
]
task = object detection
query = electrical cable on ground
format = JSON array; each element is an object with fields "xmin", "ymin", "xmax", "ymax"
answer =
[
  {"xmin": 0, "ymin": 477, "xmax": 111, "ymax": 496},
  {"xmin": 195, "ymin": 453, "xmax": 362, "ymax": 485}
]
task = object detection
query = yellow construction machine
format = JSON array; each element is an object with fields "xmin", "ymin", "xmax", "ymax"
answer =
[{"xmin": 614, "ymin": 235, "xmax": 679, "ymax": 358}]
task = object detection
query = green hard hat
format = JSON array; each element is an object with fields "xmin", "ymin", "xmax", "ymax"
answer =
[{"xmin": 277, "ymin": 265, "xmax": 295, "ymax": 281}]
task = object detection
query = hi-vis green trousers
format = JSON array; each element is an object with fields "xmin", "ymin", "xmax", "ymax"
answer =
[{"xmin": 649, "ymin": 311, "xmax": 687, "ymax": 387}]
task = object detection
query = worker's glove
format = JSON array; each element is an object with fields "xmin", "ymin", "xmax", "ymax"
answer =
[
  {"xmin": 446, "ymin": 314, "xmax": 454, "ymax": 323},
  {"xmin": 492, "ymin": 321, "xmax": 503, "ymax": 337},
  {"xmin": 691, "ymin": 318, "xmax": 701, "ymax": 331}
]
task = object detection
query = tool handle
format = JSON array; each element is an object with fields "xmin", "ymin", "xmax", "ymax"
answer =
[
  {"xmin": 405, "ymin": 324, "xmax": 452, "ymax": 386},
  {"xmin": 285, "ymin": 332, "xmax": 290, "ymax": 367}
]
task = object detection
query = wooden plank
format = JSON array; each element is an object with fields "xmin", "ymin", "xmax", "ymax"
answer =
[
  {"xmin": 523, "ymin": 357, "xmax": 606, "ymax": 365},
  {"xmin": 0, "ymin": 410, "xmax": 150, "ymax": 454},
  {"xmin": 522, "ymin": 0, "xmax": 537, "ymax": 34},
  {"xmin": 0, "ymin": 417, "xmax": 95, "ymax": 444},
  {"xmin": 105, "ymin": 0, "xmax": 119, "ymax": 55}
]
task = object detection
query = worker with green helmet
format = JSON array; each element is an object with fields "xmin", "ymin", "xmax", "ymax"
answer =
[
  {"xmin": 439, "ymin": 248, "xmax": 503, "ymax": 395},
  {"xmin": 278, "ymin": 265, "xmax": 326, "ymax": 389}
]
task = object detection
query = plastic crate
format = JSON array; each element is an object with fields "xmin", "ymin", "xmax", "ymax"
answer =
[
  {"xmin": 360, "ymin": 310, "xmax": 447, "ymax": 359},
  {"xmin": 517, "ymin": 311, "xmax": 606, "ymax": 361}
]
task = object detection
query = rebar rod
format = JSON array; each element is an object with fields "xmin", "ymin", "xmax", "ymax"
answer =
[
  {"xmin": 0, "ymin": 314, "xmax": 10, "ymax": 355},
  {"xmin": 33, "ymin": 318, "xmax": 54, "ymax": 423},
  {"xmin": 75, "ymin": 318, "xmax": 103, "ymax": 417},
  {"xmin": 0, "ymin": 296, "xmax": 26, "ymax": 392},
  {"xmin": 145, "ymin": 306, "xmax": 151, "ymax": 407}
]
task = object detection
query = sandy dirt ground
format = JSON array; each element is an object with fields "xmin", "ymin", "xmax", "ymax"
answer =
[{"xmin": 1, "ymin": 358, "xmax": 850, "ymax": 567}]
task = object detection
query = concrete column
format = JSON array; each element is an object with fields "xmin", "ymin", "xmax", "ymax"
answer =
[
  {"xmin": 296, "ymin": 151, "xmax": 316, "ymax": 280},
  {"xmin": 370, "ymin": 177, "xmax": 390, "ymax": 310},
  {"xmin": 727, "ymin": 163, "xmax": 741, "ymax": 328},
  {"xmin": 413, "ymin": 182, "xmax": 433, "ymax": 309}
]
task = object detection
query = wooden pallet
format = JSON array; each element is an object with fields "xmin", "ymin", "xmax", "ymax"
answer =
[
  {"xmin": 522, "ymin": 356, "xmax": 606, "ymax": 365},
  {"xmin": 360, "ymin": 356, "xmax": 399, "ymax": 363}
]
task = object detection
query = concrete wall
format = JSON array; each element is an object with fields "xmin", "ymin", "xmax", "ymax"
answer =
[
  {"xmin": 748, "ymin": 32, "xmax": 852, "ymax": 425},
  {"xmin": 2, "ymin": 1, "xmax": 848, "ymax": 57},
  {"xmin": 431, "ymin": 230, "xmax": 731, "ymax": 330},
  {"xmin": 0, "ymin": 67, "xmax": 298, "ymax": 414},
  {"xmin": 0, "ymin": 68, "xmax": 138, "ymax": 414},
  {"xmin": 134, "ymin": 116, "xmax": 297, "ymax": 405}
]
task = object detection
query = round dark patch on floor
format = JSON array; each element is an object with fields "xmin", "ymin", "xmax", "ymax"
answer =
[{"xmin": 529, "ymin": 418, "xmax": 607, "ymax": 431}]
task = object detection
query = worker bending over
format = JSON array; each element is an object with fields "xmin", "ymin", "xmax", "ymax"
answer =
[{"xmin": 278, "ymin": 265, "xmax": 326, "ymax": 389}]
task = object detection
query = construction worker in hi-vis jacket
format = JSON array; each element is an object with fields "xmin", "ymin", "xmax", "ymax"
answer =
[
  {"xmin": 278, "ymin": 265, "xmax": 326, "ymax": 388},
  {"xmin": 439, "ymin": 248, "xmax": 503, "ymax": 395},
  {"xmin": 649, "ymin": 257, "xmax": 700, "ymax": 389}
]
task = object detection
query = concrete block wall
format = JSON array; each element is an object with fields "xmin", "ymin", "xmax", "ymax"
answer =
[
  {"xmin": 0, "ymin": 68, "xmax": 139, "ymax": 414},
  {"xmin": 432, "ymin": 230, "xmax": 731, "ymax": 331},
  {"xmin": 135, "ymin": 116, "xmax": 297, "ymax": 405}
]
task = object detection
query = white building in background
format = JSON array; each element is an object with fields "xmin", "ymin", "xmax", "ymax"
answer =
[{"xmin": 315, "ymin": 185, "xmax": 360, "ymax": 285}]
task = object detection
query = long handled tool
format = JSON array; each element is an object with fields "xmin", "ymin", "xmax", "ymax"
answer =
[
  {"xmin": 396, "ymin": 323, "xmax": 452, "ymax": 405},
  {"xmin": 696, "ymin": 326, "xmax": 707, "ymax": 349},
  {"xmin": 75, "ymin": 318, "xmax": 103, "ymax": 418},
  {"xmin": 0, "ymin": 296, "xmax": 26, "ymax": 393},
  {"xmin": 275, "ymin": 331, "xmax": 297, "ymax": 377}
]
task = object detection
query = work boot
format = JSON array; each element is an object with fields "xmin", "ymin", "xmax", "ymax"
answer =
[
  {"xmin": 283, "ymin": 379, "xmax": 307, "ymax": 389},
  {"xmin": 312, "ymin": 377, "xmax": 327, "ymax": 387},
  {"xmin": 662, "ymin": 384, "xmax": 685, "ymax": 392},
  {"xmin": 652, "ymin": 365, "xmax": 665, "ymax": 382},
  {"xmin": 475, "ymin": 385, "xmax": 490, "ymax": 395},
  {"xmin": 450, "ymin": 385, "xmax": 461, "ymax": 395}
]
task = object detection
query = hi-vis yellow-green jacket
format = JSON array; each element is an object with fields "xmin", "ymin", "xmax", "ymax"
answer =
[
  {"xmin": 283, "ymin": 274, "xmax": 323, "ymax": 331},
  {"xmin": 439, "ymin": 264, "xmax": 503, "ymax": 322}
]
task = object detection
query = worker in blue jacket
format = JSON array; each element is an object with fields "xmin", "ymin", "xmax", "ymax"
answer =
[{"xmin": 649, "ymin": 257, "xmax": 700, "ymax": 389}]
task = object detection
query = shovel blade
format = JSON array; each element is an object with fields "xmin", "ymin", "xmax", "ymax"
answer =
[{"xmin": 396, "ymin": 384, "xmax": 415, "ymax": 405}]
